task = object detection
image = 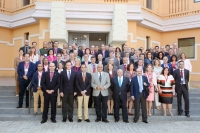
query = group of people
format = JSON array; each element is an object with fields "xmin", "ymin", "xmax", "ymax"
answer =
[{"xmin": 14, "ymin": 40, "xmax": 192, "ymax": 124}]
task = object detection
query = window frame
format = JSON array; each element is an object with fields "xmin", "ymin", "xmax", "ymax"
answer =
[{"xmin": 194, "ymin": 0, "xmax": 200, "ymax": 3}]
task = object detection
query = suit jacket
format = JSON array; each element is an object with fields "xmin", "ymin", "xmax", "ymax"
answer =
[
  {"xmin": 60, "ymin": 70, "xmax": 77, "ymax": 95},
  {"xmin": 161, "ymin": 63, "xmax": 173, "ymax": 75},
  {"xmin": 167, "ymin": 55, "xmax": 172, "ymax": 63},
  {"xmin": 131, "ymin": 55, "xmax": 139, "ymax": 63},
  {"xmin": 39, "ymin": 48, "xmax": 49, "ymax": 56},
  {"xmin": 32, "ymin": 71, "xmax": 44, "ymax": 92},
  {"xmin": 130, "ymin": 76, "xmax": 150, "ymax": 100},
  {"xmin": 17, "ymin": 61, "xmax": 36, "ymax": 81},
  {"xmin": 87, "ymin": 63, "xmax": 98, "ymax": 74},
  {"xmin": 105, "ymin": 57, "xmax": 119, "ymax": 67},
  {"xmin": 119, "ymin": 64, "xmax": 127, "ymax": 72},
  {"xmin": 76, "ymin": 72, "xmax": 91, "ymax": 96},
  {"xmin": 144, "ymin": 58, "xmax": 153, "ymax": 67},
  {"xmin": 19, "ymin": 46, "xmax": 31, "ymax": 54},
  {"xmin": 53, "ymin": 48, "xmax": 62, "ymax": 54},
  {"xmin": 98, "ymin": 50, "xmax": 109, "ymax": 60},
  {"xmin": 173, "ymin": 69, "xmax": 189, "ymax": 90},
  {"xmin": 104, "ymin": 65, "xmax": 118, "ymax": 72},
  {"xmin": 134, "ymin": 60, "xmax": 147, "ymax": 68},
  {"xmin": 110, "ymin": 76, "xmax": 130, "ymax": 100},
  {"xmin": 41, "ymin": 71, "xmax": 60, "ymax": 96},
  {"xmin": 69, "ymin": 49, "xmax": 83, "ymax": 58},
  {"xmin": 53, "ymin": 60, "xmax": 66, "ymax": 70},
  {"xmin": 71, "ymin": 66, "xmax": 81, "ymax": 73},
  {"xmin": 153, "ymin": 52, "xmax": 159, "ymax": 59},
  {"xmin": 35, "ymin": 60, "xmax": 43, "ymax": 67},
  {"xmin": 91, "ymin": 72, "xmax": 111, "ymax": 96}
]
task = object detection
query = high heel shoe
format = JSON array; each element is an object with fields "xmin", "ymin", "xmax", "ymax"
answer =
[
  {"xmin": 168, "ymin": 113, "xmax": 173, "ymax": 116},
  {"xmin": 163, "ymin": 114, "xmax": 166, "ymax": 116}
]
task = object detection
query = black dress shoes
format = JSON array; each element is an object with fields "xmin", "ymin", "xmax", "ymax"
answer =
[
  {"xmin": 77, "ymin": 119, "xmax": 82, "ymax": 122},
  {"xmin": 50, "ymin": 119, "xmax": 56, "ymax": 123},
  {"xmin": 69, "ymin": 118, "xmax": 73, "ymax": 122},
  {"xmin": 178, "ymin": 112, "xmax": 183, "ymax": 116},
  {"xmin": 115, "ymin": 120, "xmax": 119, "ymax": 122},
  {"xmin": 185, "ymin": 113, "xmax": 190, "ymax": 117},
  {"xmin": 26, "ymin": 106, "xmax": 29, "ymax": 108},
  {"xmin": 85, "ymin": 119, "xmax": 90, "ymax": 122},
  {"xmin": 102, "ymin": 119, "xmax": 109, "ymax": 123},
  {"xmin": 16, "ymin": 105, "xmax": 22, "ymax": 108},
  {"xmin": 123, "ymin": 120, "xmax": 129, "ymax": 123},
  {"xmin": 62, "ymin": 118, "xmax": 67, "ymax": 122},
  {"xmin": 143, "ymin": 120, "xmax": 148, "ymax": 123},
  {"xmin": 41, "ymin": 120, "xmax": 47, "ymax": 124},
  {"xmin": 95, "ymin": 119, "xmax": 101, "ymax": 122},
  {"xmin": 133, "ymin": 120, "xmax": 138, "ymax": 123}
]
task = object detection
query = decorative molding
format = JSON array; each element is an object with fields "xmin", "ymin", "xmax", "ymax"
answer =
[
  {"xmin": 150, "ymin": 40, "xmax": 160, "ymax": 48},
  {"xmin": 0, "ymin": 37, "xmax": 24, "ymax": 46},
  {"xmin": 0, "ymin": 68, "xmax": 15, "ymax": 71},
  {"xmin": 127, "ymin": 33, "xmax": 147, "ymax": 50},
  {"xmin": 190, "ymin": 72, "xmax": 200, "ymax": 75},
  {"xmin": 39, "ymin": 30, "xmax": 50, "ymax": 40}
]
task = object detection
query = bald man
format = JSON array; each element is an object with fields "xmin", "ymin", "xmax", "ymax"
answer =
[
  {"xmin": 110, "ymin": 69, "xmax": 130, "ymax": 123},
  {"xmin": 19, "ymin": 40, "xmax": 31, "ymax": 54},
  {"xmin": 41, "ymin": 63, "xmax": 60, "ymax": 124}
]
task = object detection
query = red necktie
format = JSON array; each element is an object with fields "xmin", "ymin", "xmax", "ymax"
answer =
[
  {"xmin": 50, "ymin": 72, "xmax": 54, "ymax": 82},
  {"xmin": 124, "ymin": 65, "xmax": 127, "ymax": 71},
  {"xmin": 93, "ymin": 65, "xmax": 96, "ymax": 73}
]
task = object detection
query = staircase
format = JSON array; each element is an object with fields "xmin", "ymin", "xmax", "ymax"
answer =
[{"xmin": 0, "ymin": 86, "xmax": 200, "ymax": 121}]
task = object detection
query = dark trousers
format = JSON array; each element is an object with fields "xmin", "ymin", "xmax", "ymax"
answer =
[
  {"xmin": 18, "ymin": 80, "xmax": 30, "ymax": 106},
  {"xmin": 114, "ymin": 95, "xmax": 128, "ymax": 121},
  {"xmin": 88, "ymin": 88, "xmax": 93, "ymax": 107},
  {"xmin": 134, "ymin": 93, "xmax": 147, "ymax": 121},
  {"xmin": 42, "ymin": 95, "xmax": 57, "ymax": 121},
  {"xmin": 176, "ymin": 85, "xmax": 189, "ymax": 113},
  {"xmin": 94, "ymin": 92, "xmax": 108, "ymax": 120},
  {"xmin": 62, "ymin": 94, "xmax": 74, "ymax": 119}
]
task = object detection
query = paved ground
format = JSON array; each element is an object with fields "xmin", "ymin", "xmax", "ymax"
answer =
[{"xmin": 0, "ymin": 121, "xmax": 200, "ymax": 133}]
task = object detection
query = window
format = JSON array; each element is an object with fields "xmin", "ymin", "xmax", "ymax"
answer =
[
  {"xmin": 146, "ymin": 0, "xmax": 152, "ymax": 10},
  {"xmin": 23, "ymin": 0, "xmax": 30, "ymax": 6},
  {"xmin": 178, "ymin": 37, "xmax": 195, "ymax": 58},
  {"xmin": 194, "ymin": 0, "xmax": 200, "ymax": 3},
  {"xmin": 24, "ymin": 32, "xmax": 29, "ymax": 40}
]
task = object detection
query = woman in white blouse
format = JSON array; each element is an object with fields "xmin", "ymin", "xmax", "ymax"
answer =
[
  {"xmin": 153, "ymin": 59, "xmax": 163, "ymax": 110},
  {"xmin": 82, "ymin": 48, "xmax": 92, "ymax": 62},
  {"xmin": 29, "ymin": 47, "xmax": 39, "ymax": 63},
  {"xmin": 179, "ymin": 53, "xmax": 192, "ymax": 72},
  {"xmin": 144, "ymin": 64, "xmax": 158, "ymax": 116}
]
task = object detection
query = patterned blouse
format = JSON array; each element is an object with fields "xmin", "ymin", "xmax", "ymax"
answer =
[{"xmin": 157, "ymin": 75, "xmax": 175, "ymax": 92}]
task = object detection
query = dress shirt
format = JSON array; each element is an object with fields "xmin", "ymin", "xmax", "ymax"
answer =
[
  {"xmin": 38, "ymin": 71, "xmax": 42, "ymax": 86},
  {"xmin": 180, "ymin": 69, "xmax": 185, "ymax": 84}
]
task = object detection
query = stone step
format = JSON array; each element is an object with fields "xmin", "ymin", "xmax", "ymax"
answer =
[
  {"xmin": 0, "ymin": 108, "xmax": 199, "ymax": 116},
  {"xmin": 0, "ymin": 114, "xmax": 199, "ymax": 121}
]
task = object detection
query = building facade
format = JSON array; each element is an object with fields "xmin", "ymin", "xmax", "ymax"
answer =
[{"xmin": 0, "ymin": 0, "xmax": 200, "ymax": 81}]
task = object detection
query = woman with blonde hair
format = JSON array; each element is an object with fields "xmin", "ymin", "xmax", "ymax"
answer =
[
  {"xmin": 144, "ymin": 64, "xmax": 157, "ymax": 116},
  {"xmin": 29, "ymin": 47, "xmax": 39, "ymax": 63},
  {"xmin": 72, "ymin": 58, "xmax": 81, "ymax": 73}
]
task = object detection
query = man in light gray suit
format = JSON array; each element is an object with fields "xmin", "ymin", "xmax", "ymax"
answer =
[
  {"xmin": 119, "ymin": 57, "xmax": 128, "ymax": 72},
  {"xmin": 91, "ymin": 64, "xmax": 111, "ymax": 123},
  {"xmin": 131, "ymin": 49, "xmax": 140, "ymax": 63},
  {"xmin": 104, "ymin": 58, "xmax": 118, "ymax": 72},
  {"xmin": 172, "ymin": 42, "xmax": 182, "ymax": 59},
  {"xmin": 105, "ymin": 51, "xmax": 119, "ymax": 67}
]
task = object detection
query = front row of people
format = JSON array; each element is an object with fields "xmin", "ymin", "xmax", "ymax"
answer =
[{"xmin": 17, "ymin": 53, "xmax": 190, "ymax": 124}]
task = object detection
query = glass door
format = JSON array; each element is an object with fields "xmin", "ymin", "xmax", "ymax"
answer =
[{"xmin": 69, "ymin": 33, "xmax": 89, "ymax": 47}]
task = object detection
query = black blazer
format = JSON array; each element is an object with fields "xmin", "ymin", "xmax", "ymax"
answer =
[
  {"xmin": 41, "ymin": 71, "xmax": 60, "ymax": 96},
  {"xmin": 110, "ymin": 76, "xmax": 130, "ymax": 100},
  {"xmin": 19, "ymin": 46, "xmax": 31, "ymax": 54},
  {"xmin": 173, "ymin": 69, "xmax": 190, "ymax": 90},
  {"xmin": 32, "ymin": 71, "xmax": 44, "ymax": 92},
  {"xmin": 60, "ymin": 70, "xmax": 77, "ymax": 95},
  {"xmin": 98, "ymin": 50, "xmax": 109, "ymax": 60},
  {"xmin": 53, "ymin": 60, "xmax": 66, "ymax": 70},
  {"xmin": 53, "ymin": 48, "xmax": 62, "ymax": 54},
  {"xmin": 76, "ymin": 72, "xmax": 91, "ymax": 96}
]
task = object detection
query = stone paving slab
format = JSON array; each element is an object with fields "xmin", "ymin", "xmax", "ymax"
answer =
[{"xmin": 0, "ymin": 121, "xmax": 200, "ymax": 133}]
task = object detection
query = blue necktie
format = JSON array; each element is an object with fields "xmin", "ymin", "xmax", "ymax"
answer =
[
  {"xmin": 118, "ymin": 78, "xmax": 122, "ymax": 87},
  {"xmin": 99, "ymin": 73, "xmax": 102, "ymax": 82},
  {"xmin": 139, "ymin": 76, "xmax": 143, "ymax": 92}
]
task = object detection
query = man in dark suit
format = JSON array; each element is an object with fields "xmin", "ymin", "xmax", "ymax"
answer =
[
  {"xmin": 161, "ymin": 56, "xmax": 173, "ymax": 75},
  {"xmin": 17, "ymin": 53, "xmax": 36, "ymax": 108},
  {"xmin": 69, "ymin": 43, "xmax": 83, "ymax": 58},
  {"xmin": 41, "ymin": 63, "xmax": 60, "ymax": 123},
  {"xmin": 60, "ymin": 61, "xmax": 77, "ymax": 122},
  {"xmin": 98, "ymin": 44, "xmax": 109, "ymax": 61},
  {"xmin": 96, "ymin": 54, "xmax": 106, "ymax": 66},
  {"xmin": 160, "ymin": 46, "xmax": 169, "ymax": 56},
  {"xmin": 153, "ymin": 46, "xmax": 159, "ymax": 59},
  {"xmin": 110, "ymin": 69, "xmax": 129, "ymax": 123},
  {"xmin": 53, "ymin": 41, "xmax": 62, "ymax": 56},
  {"xmin": 130, "ymin": 68, "xmax": 150, "ymax": 123},
  {"xmin": 19, "ymin": 40, "xmax": 31, "ymax": 54},
  {"xmin": 136, "ymin": 59, "xmax": 146, "ymax": 74},
  {"xmin": 53, "ymin": 53, "xmax": 65, "ymax": 71},
  {"xmin": 173, "ymin": 61, "xmax": 190, "ymax": 117},
  {"xmin": 76, "ymin": 64, "xmax": 92, "ymax": 122}
]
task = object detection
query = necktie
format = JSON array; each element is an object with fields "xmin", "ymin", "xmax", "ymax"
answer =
[
  {"xmin": 124, "ymin": 65, "xmax": 127, "ymax": 71},
  {"xmin": 119, "ymin": 77, "xmax": 122, "ymax": 87},
  {"xmin": 50, "ymin": 72, "xmax": 54, "ymax": 82},
  {"xmin": 99, "ymin": 73, "xmax": 102, "ymax": 82},
  {"xmin": 68, "ymin": 71, "xmax": 70, "ymax": 80},
  {"xmin": 82, "ymin": 73, "xmax": 86, "ymax": 82},
  {"xmin": 25, "ymin": 47, "xmax": 28, "ymax": 54},
  {"xmin": 93, "ymin": 65, "xmax": 96, "ymax": 73},
  {"xmin": 139, "ymin": 76, "xmax": 143, "ymax": 92},
  {"xmin": 174, "ymin": 49, "xmax": 177, "ymax": 54},
  {"xmin": 180, "ymin": 70, "xmax": 183, "ymax": 84}
]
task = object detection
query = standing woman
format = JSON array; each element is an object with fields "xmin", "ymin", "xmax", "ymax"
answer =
[
  {"xmin": 82, "ymin": 48, "xmax": 92, "ymax": 62},
  {"xmin": 144, "ymin": 64, "xmax": 157, "ymax": 116},
  {"xmin": 144, "ymin": 52, "xmax": 153, "ymax": 66},
  {"xmin": 157, "ymin": 67, "xmax": 175, "ymax": 116},
  {"xmin": 47, "ymin": 49, "xmax": 57, "ymax": 63},
  {"xmin": 61, "ymin": 49, "xmax": 69, "ymax": 62},
  {"xmin": 107, "ymin": 63, "xmax": 117, "ymax": 115},
  {"xmin": 124, "ymin": 63, "xmax": 136, "ymax": 115},
  {"xmin": 179, "ymin": 53, "xmax": 192, "ymax": 72},
  {"xmin": 153, "ymin": 59, "xmax": 163, "ymax": 110},
  {"xmin": 170, "ymin": 55, "xmax": 179, "ymax": 71},
  {"xmin": 14, "ymin": 49, "xmax": 24, "ymax": 96},
  {"xmin": 72, "ymin": 58, "xmax": 82, "ymax": 73},
  {"xmin": 157, "ymin": 52, "xmax": 164, "ymax": 65},
  {"xmin": 57, "ymin": 62, "xmax": 64, "ymax": 108},
  {"xmin": 29, "ymin": 47, "xmax": 39, "ymax": 63}
]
